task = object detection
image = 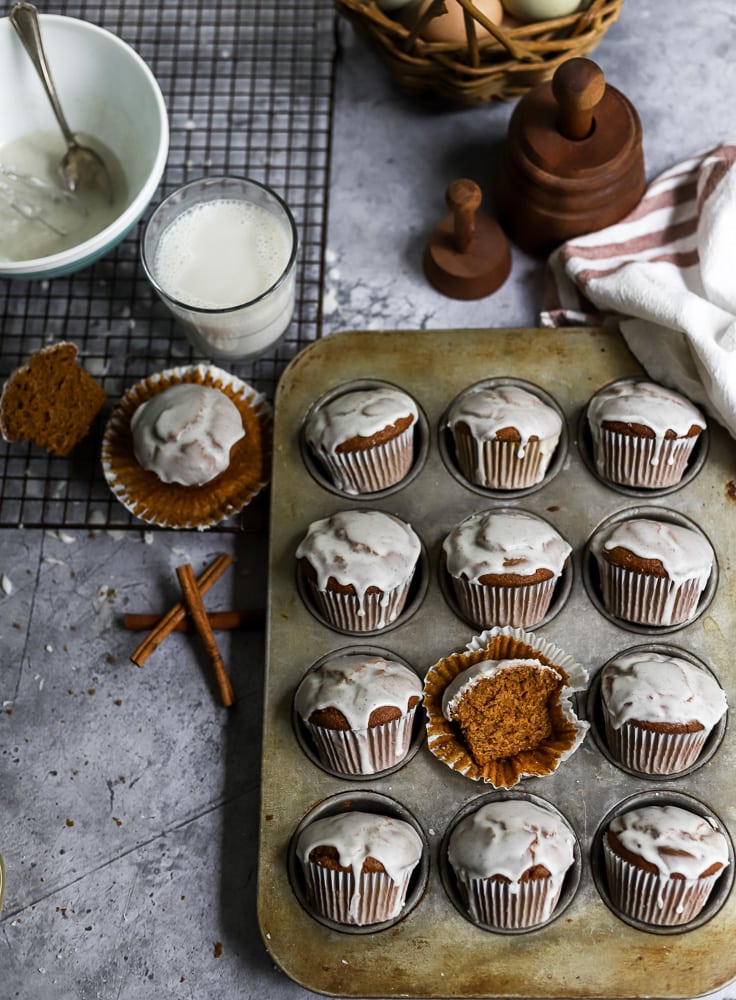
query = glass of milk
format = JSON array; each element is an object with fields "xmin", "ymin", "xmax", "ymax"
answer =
[{"xmin": 141, "ymin": 175, "xmax": 298, "ymax": 361}]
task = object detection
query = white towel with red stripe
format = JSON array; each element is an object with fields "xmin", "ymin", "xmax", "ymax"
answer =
[{"xmin": 541, "ymin": 142, "xmax": 736, "ymax": 438}]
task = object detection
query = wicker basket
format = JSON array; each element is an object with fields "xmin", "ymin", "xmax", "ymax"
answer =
[{"xmin": 335, "ymin": 0, "xmax": 625, "ymax": 106}]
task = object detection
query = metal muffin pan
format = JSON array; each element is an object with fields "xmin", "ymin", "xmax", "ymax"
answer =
[{"xmin": 259, "ymin": 328, "xmax": 736, "ymax": 998}]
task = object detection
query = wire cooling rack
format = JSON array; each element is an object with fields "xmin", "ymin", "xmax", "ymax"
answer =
[{"xmin": 0, "ymin": 0, "xmax": 336, "ymax": 531}]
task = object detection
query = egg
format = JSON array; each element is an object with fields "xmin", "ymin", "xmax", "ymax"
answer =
[
  {"xmin": 501, "ymin": 0, "xmax": 590, "ymax": 22},
  {"xmin": 410, "ymin": 0, "xmax": 505, "ymax": 44}
]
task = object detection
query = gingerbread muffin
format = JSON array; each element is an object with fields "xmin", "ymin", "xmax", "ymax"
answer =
[
  {"xmin": 442, "ymin": 509, "xmax": 571, "ymax": 628},
  {"xmin": 296, "ymin": 810, "xmax": 424, "ymax": 926},
  {"xmin": 603, "ymin": 803, "xmax": 730, "ymax": 926},
  {"xmin": 599, "ymin": 650, "xmax": 727, "ymax": 774},
  {"xmin": 587, "ymin": 379, "xmax": 706, "ymax": 489},
  {"xmin": 447, "ymin": 798, "xmax": 577, "ymax": 929},
  {"xmin": 295, "ymin": 652, "xmax": 422, "ymax": 774},
  {"xmin": 591, "ymin": 517, "xmax": 714, "ymax": 627},
  {"xmin": 0, "ymin": 342, "xmax": 106, "ymax": 456},
  {"xmin": 446, "ymin": 382, "xmax": 563, "ymax": 490},
  {"xmin": 305, "ymin": 385, "xmax": 418, "ymax": 494},
  {"xmin": 296, "ymin": 509, "xmax": 422, "ymax": 632}
]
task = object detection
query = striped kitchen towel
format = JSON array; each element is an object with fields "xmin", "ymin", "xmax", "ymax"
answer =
[{"xmin": 541, "ymin": 142, "xmax": 736, "ymax": 438}]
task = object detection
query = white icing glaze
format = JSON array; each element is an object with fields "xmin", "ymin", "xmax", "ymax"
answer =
[
  {"xmin": 601, "ymin": 651, "xmax": 727, "ymax": 730},
  {"xmin": 589, "ymin": 381, "xmax": 705, "ymax": 469},
  {"xmin": 595, "ymin": 518, "xmax": 713, "ymax": 586},
  {"xmin": 442, "ymin": 510, "xmax": 571, "ymax": 582},
  {"xmin": 442, "ymin": 657, "xmax": 561, "ymax": 720},
  {"xmin": 608, "ymin": 805, "xmax": 729, "ymax": 879},
  {"xmin": 447, "ymin": 384, "xmax": 562, "ymax": 462},
  {"xmin": 131, "ymin": 383, "xmax": 244, "ymax": 486},
  {"xmin": 307, "ymin": 387, "xmax": 418, "ymax": 453},
  {"xmin": 296, "ymin": 510, "xmax": 421, "ymax": 617},
  {"xmin": 448, "ymin": 799, "xmax": 575, "ymax": 893},
  {"xmin": 295, "ymin": 653, "xmax": 422, "ymax": 729}
]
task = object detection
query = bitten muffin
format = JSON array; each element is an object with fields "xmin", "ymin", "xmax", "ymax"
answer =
[
  {"xmin": 305, "ymin": 385, "xmax": 418, "ymax": 494},
  {"xmin": 295, "ymin": 652, "xmax": 422, "ymax": 774},
  {"xmin": 0, "ymin": 342, "xmax": 106, "ymax": 456},
  {"xmin": 447, "ymin": 798, "xmax": 576, "ymax": 929},
  {"xmin": 603, "ymin": 804, "xmax": 730, "ymax": 926},
  {"xmin": 446, "ymin": 383, "xmax": 562, "ymax": 489},
  {"xmin": 600, "ymin": 650, "xmax": 727, "ymax": 774},
  {"xmin": 296, "ymin": 509, "xmax": 422, "ymax": 632},
  {"xmin": 442, "ymin": 509, "xmax": 571, "ymax": 628},
  {"xmin": 296, "ymin": 810, "xmax": 424, "ymax": 926},
  {"xmin": 591, "ymin": 517, "xmax": 714, "ymax": 627},
  {"xmin": 587, "ymin": 380, "xmax": 706, "ymax": 489}
]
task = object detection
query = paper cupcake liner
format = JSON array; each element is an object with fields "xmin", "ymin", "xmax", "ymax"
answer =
[
  {"xmin": 457, "ymin": 873, "xmax": 562, "ymax": 929},
  {"xmin": 450, "ymin": 576, "xmax": 557, "ymax": 629},
  {"xmin": 598, "ymin": 564, "xmax": 704, "ymax": 626},
  {"xmin": 306, "ymin": 578, "xmax": 412, "ymax": 632},
  {"xmin": 315, "ymin": 424, "xmax": 414, "ymax": 495},
  {"xmin": 304, "ymin": 862, "xmax": 411, "ymax": 925},
  {"xmin": 603, "ymin": 843, "xmax": 720, "ymax": 926},
  {"xmin": 453, "ymin": 433, "xmax": 556, "ymax": 490},
  {"xmin": 603, "ymin": 716, "xmax": 709, "ymax": 774},
  {"xmin": 304, "ymin": 708, "xmax": 418, "ymax": 775},
  {"xmin": 594, "ymin": 429, "xmax": 698, "ymax": 489},
  {"xmin": 424, "ymin": 626, "xmax": 589, "ymax": 788},
  {"xmin": 101, "ymin": 364, "xmax": 272, "ymax": 530}
]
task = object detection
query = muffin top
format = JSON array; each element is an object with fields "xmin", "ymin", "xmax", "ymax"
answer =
[
  {"xmin": 295, "ymin": 653, "xmax": 422, "ymax": 730},
  {"xmin": 607, "ymin": 805, "xmax": 729, "ymax": 879},
  {"xmin": 594, "ymin": 518, "xmax": 713, "ymax": 582},
  {"xmin": 296, "ymin": 810, "xmax": 423, "ymax": 884},
  {"xmin": 447, "ymin": 384, "xmax": 562, "ymax": 447},
  {"xmin": 442, "ymin": 509, "xmax": 571, "ymax": 583},
  {"xmin": 601, "ymin": 651, "xmax": 727, "ymax": 730},
  {"xmin": 448, "ymin": 798, "xmax": 575, "ymax": 885},
  {"xmin": 130, "ymin": 382, "xmax": 245, "ymax": 486},
  {"xmin": 588, "ymin": 380, "xmax": 705, "ymax": 438},
  {"xmin": 306, "ymin": 386, "xmax": 417, "ymax": 453}
]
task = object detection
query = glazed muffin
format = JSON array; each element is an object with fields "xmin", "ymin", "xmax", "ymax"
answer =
[
  {"xmin": 587, "ymin": 380, "xmax": 706, "ymax": 489},
  {"xmin": 446, "ymin": 383, "xmax": 562, "ymax": 490},
  {"xmin": 296, "ymin": 810, "xmax": 424, "ymax": 926},
  {"xmin": 447, "ymin": 798, "xmax": 576, "ymax": 929},
  {"xmin": 102, "ymin": 364, "xmax": 272, "ymax": 529},
  {"xmin": 296, "ymin": 509, "xmax": 422, "ymax": 632},
  {"xmin": 305, "ymin": 385, "xmax": 418, "ymax": 494},
  {"xmin": 603, "ymin": 804, "xmax": 730, "ymax": 926},
  {"xmin": 295, "ymin": 652, "xmax": 422, "ymax": 774},
  {"xmin": 600, "ymin": 650, "xmax": 727, "ymax": 774},
  {"xmin": 591, "ymin": 516, "xmax": 714, "ymax": 627},
  {"xmin": 442, "ymin": 509, "xmax": 571, "ymax": 628}
]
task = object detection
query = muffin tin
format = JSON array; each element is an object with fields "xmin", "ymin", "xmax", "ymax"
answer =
[{"xmin": 259, "ymin": 327, "xmax": 736, "ymax": 998}]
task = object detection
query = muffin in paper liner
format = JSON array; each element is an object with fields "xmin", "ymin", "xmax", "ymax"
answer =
[
  {"xmin": 598, "ymin": 563, "xmax": 705, "ymax": 627},
  {"xmin": 450, "ymin": 575, "xmax": 557, "ymax": 630},
  {"xmin": 456, "ymin": 868, "xmax": 563, "ymax": 930},
  {"xmin": 302, "ymin": 577, "xmax": 412, "ymax": 633},
  {"xmin": 101, "ymin": 364, "xmax": 272, "ymax": 529},
  {"xmin": 453, "ymin": 431, "xmax": 552, "ymax": 491},
  {"xmin": 303, "ymin": 708, "xmax": 419, "ymax": 775},
  {"xmin": 423, "ymin": 626, "xmax": 589, "ymax": 788},
  {"xmin": 602, "ymin": 716, "xmax": 709, "ymax": 775},
  {"xmin": 594, "ymin": 429, "xmax": 699, "ymax": 490},
  {"xmin": 303, "ymin": 863, "xmax": 413, "ymax": 926},
  {"xmin": 314, "ymin": 423, "xmax": 415, "ymax": 495}
]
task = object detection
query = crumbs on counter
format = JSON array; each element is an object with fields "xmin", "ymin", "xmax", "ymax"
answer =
[{"xmin": 213, "ymin": 942, "xmax": 223, "ymax": 958}]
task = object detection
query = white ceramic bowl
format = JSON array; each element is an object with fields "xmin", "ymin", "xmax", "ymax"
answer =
[{"xmin": 0, "ymin": 13, "xmax": 169, "ymax": 279}]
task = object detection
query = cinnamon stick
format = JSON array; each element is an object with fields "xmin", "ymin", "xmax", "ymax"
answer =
[
  {"xmin": 176, "ymin": 562, "xmax": 235, "ymax": 708},
  {"xmin": 130, "ymin": 552, "xmax": 233, "ymax": 667},
  {"xmin": 124, "ymin": 609, "xmax": 264, "ymax": 632}
]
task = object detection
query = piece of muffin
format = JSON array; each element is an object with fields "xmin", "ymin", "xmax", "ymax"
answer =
[
  {"xmin": 305, "ymin": 385, "xmax": 418, "ymax": 494},
  {"xmin": 591, "ymin": 517, "xmax": 714, "ymax": 627},
  {"xmin": 294, "ymin": 652, "xmax": 422, "ymax": 775},
  {"xmin": 296, "ymin": 509, "xmax": 422, "ymax": 632},
  {"xmin": 442, "ymin": 509, "xmax": 571, "ymax": 628},
  {"xmin": 101, "ymin": 364, "xmax": 272, "ymax": 529},
  {"xmin": 587, "ymin": 379, "xmax": 706, "ymax": 489},
  {"xmin": 295, "ymin": 810, "xmax": 424, "ymax": 926},
  {"xmin": 446, "ymin": 382, "xmax": 562, "ymax": 490},
  {"xmin": 603, "ymin": 804, "xmax": 730, "ymax": 926},
  {"xmin": 447, "ymin": 798, "xmax": 577, "ymax": 929},
  {"xmin": 599, "ymin": 650, "xmax": 727, "ymax": 774},
  {"xmin": 0, "ymin": 342, "xmax": 106, "ymax": 456}
]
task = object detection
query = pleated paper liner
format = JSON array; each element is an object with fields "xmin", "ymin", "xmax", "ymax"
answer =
[
  {"xmin": 424, "ymin": 626, "xmax": 589, "ymax": 788},
  {"xmin": 101, "ymin": 364, "xmax": 272, "ymax": 529}
]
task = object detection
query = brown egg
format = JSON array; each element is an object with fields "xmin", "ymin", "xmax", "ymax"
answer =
[{"xmin": 414, "ymin": 0, "xmax": 505, "ymax": 44}]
